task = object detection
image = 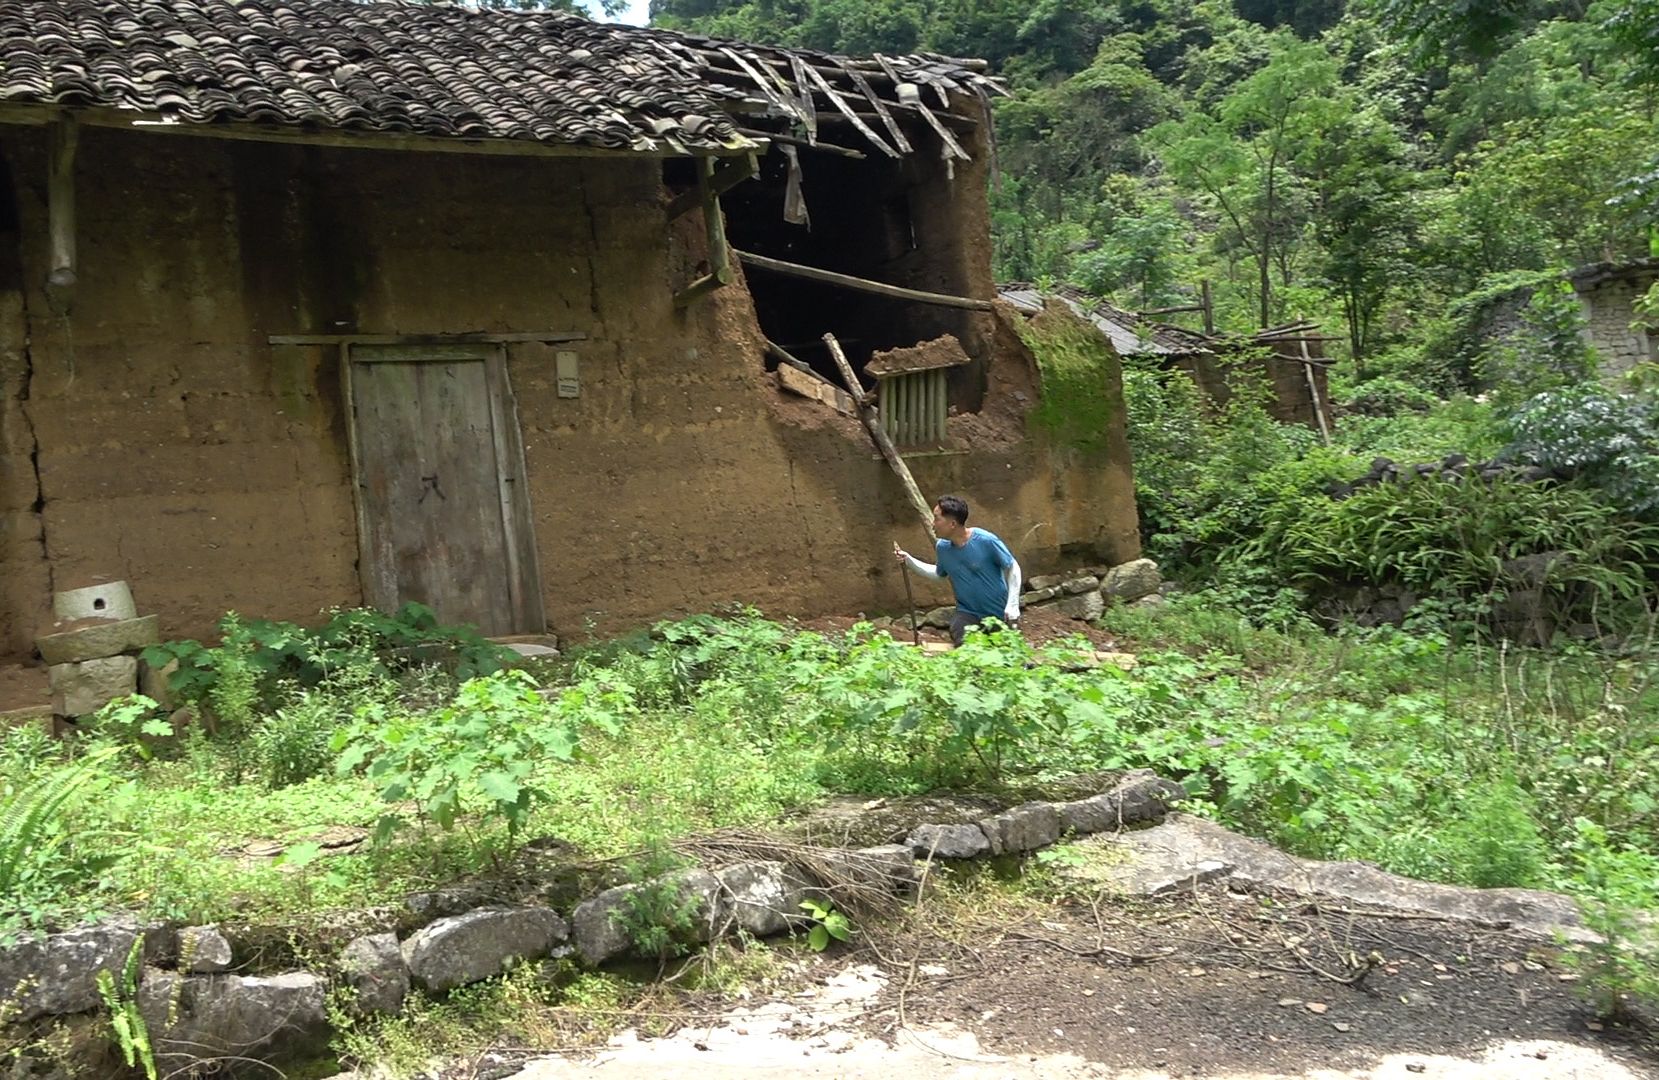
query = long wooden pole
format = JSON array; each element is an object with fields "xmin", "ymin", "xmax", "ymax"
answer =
[
  {"xmin": 737, "ymin": 250, "xmax": 995, "ymax": 312},
  {"xmin": 1300, "ymin": 336, "xmax": 1332, "ymax": 445},
  {"xmin": 47, "ymin": 118, "xmax": 78, "ymax": 292},
  {"xmin": 823, "ymin": 333, "xmax": 936, "ymax": 541}
]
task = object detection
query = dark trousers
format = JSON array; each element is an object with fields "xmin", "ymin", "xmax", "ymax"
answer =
[{"xmin": 949, "ymin": 610, "xmax": 1016, "ymax": 646}]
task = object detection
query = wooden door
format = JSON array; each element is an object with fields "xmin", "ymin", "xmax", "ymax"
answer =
[{"xmin": 346, "ymin": 343, "xmax": 542, "ymax": 636}]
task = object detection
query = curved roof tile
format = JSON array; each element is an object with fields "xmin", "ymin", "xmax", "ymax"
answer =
[{"xmin": 0, "ymin": 0, "xmax": 999, "ymax": 156}]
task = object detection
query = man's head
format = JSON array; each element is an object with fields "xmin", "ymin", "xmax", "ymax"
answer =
[{"xmin": 933, "ymin": 495, "xmax": 970, "ymax": 540}]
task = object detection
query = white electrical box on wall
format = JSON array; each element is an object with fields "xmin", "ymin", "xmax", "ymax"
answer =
[{"xmin": 556, "ymin": 351, "xmax": 580, "ymax": 398}]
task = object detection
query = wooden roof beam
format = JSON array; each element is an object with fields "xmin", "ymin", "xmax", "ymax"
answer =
[{"xmin": 45, "ymin": 117, "xmax": 77, "ymax": 311}]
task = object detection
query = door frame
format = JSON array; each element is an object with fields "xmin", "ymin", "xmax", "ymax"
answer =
[{"xmin": 340, "ymin": 341, "xmax": 546, "ymax": 634}]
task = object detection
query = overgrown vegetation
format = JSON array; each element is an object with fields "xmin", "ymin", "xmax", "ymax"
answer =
[
  {"xmin": 1119, "ymin": 346, "xmax": 1659, "ymax": 641},
  {"xmin": 6, "ymin": 606, "xmax": 1655, "ymax": 931}
]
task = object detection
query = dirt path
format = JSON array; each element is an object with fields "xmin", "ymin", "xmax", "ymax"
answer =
[{"xmin": 502, "ymin": 886, "xmax": 1655, "ymax": 1080}]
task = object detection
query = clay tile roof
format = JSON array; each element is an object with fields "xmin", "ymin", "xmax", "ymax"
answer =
[
  {"xmin": 0, "ymin": 0, "xmax": 1002, "ymax": 156},
  {"xmin": 998, "ymin": 283, "xmax": 1214, "ymax": 357}
]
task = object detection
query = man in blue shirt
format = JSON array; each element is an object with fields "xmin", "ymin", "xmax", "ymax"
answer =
[{"xmin": 893, "ymin": 494, "xmax": 1023, "ymax": 646}]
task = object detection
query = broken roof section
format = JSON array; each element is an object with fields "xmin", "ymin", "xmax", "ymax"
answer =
[
  {"xmin": 0, "ymin": 0, "xmax": 1003, "ymax": 157},
  {"xmin": 998, "ymin": 283, "xmax": 1213, "ymax": 358}
]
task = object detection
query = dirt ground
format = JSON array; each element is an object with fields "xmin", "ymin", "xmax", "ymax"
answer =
[
  {"xmin": 797, "ymin": 604, "xmax": 1123, "ymax": 650},
  {"xmin": 880, "ymin": 882, "xmax": 1655, "ymax": 1076},
  {"xmin": 480, "ymin": 882, "xmax": 1655, "ymax": 1080},
  {"xmin": 0, "ymin": 661, "xmax": 48, "ymax": 715}
]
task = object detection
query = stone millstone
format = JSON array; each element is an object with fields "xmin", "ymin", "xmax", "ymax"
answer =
[
  {"xmin": 401, "ymin": 906, "xmax": 568, "ymax": 993},
  {"xmin": 48, "ymin": 655, "xmax": 139, "ymax": 717},
  {"xmin": 36, "ymin": 614, "xmax": 160, "ymax": 665}
]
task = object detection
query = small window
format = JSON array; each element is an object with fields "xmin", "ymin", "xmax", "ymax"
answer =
[
  {"xmin": 877, "ymin": 368, "xmax": 949, "ymax": 447},
  {"xmin": 869, "ymin": 340, "xmax": 970, "ymax": 447}
]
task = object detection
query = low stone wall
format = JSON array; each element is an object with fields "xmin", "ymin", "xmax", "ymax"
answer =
[
  {"xmin": 0, "ymin": 772, "xmax": 1185, "ymax": 1077},
  {"xmin": 1324, "ymin": 454, "xmax": 1562, "ymax": 501}
]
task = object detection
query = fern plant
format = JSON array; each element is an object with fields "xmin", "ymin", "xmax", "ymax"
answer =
[
  {"xmin": 0, "ymin": 745, "xmax": 122, "ymax": 915},
  {"xmin": 97, "ymin": 935, "xmax": 157, "ymax": 1080}
]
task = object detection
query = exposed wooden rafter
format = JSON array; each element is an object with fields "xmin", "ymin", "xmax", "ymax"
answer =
[
  {"xmin": 735, "ymin": 250, "xmax": 995, "ymax": 312},
  {"xmin": 667, "ymin": 151, "xmax": 759, "ymax": 220},
  {"xmin": 45, "ymin": 116, "xmax": 77, "ymax": 308},
  {"xmin": 673, "ymin": 155, "xmax": 744, "ymax": 310}
]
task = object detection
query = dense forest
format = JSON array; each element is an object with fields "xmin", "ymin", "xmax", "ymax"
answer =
[{"xmin": 648, "ymin": 0, "xmax": 1658, "ymax": 376}]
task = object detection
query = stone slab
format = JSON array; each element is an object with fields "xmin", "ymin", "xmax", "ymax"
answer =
[
  {"xmin": 977, "ymin": 803, "xmax": 1062, "ymax": 855},
  {"xmin": 402, "ymin": 906, "xmax": 568, "ymax": 992},
  {"xmin": 179, "ymin": 925, "xmax": 233, "ymax": 973},
  {"xmin": 1103, "ymin": 559, "xmax": 1161, "ymax": 603},
  {"xmin": 36, "ymin": 614, "xmax": 160, "ymax": 665},
  {"xmin": 716, "ymin": 861, "xmax": 817, "ymax": 937},
  {"xmin": 0, "ymin": 921, "xmax": 141, "ymax": 1022},
  {"xmin": 906, "ymin": 822, "xmax": 990, "ymax": 859},
  {"xmin": 1057, "ymin": 770, "xmax": 1185, "ymax": 834},
  {"xmin": 140, "ymin": 970, "xmax": 331, "ymax": 1069},
  {"xmin": 1070, "ymin": 814, "xmax": 1592, "ymax": 941},
  {"xmin": 340, "ymin": 932, "xmax": 410, "ymax": 1015},
  {"xmin": 1051, "ymin": 591, "xmax": 1104, "ymax": 621}
]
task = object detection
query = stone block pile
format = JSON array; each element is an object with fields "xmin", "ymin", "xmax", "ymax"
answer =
[
  {"xmin": 35, "ymin": 580, "xmax": 162, "ymax": 719},
  {"xmin": 895, "ymin": 556, "xmax": 1165, "ymax": 633}
]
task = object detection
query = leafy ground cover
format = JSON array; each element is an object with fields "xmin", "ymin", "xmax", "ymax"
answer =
[{"xmin": 3, "ymin": 603, "xmax": 1653, "ymax": 953}]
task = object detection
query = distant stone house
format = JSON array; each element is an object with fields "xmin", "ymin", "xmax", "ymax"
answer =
[
  {"xmin": 1569, "ymin": 258, "xmax": 1659, "ymax": 378},
  {"xmin": 0, "ymin": 0, "xmax": 1140, "ymax": 657},
  {"xmin": 1474, "ymin": 258, "xmax": 1659, "ymax": 381}
]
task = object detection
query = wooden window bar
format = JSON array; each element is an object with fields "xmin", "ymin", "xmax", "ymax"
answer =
[{"xmin": 877, "ymin": 369, "xmax": 948, "ymax": 447}]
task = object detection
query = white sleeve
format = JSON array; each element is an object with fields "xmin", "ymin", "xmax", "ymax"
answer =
[
  {"xmin": 1003, "ymin": 559, "xmax": 1022, "ymax": 620},
  {"xmin": 904, "ymin": 553, "xmax": 945, "ymax": 580}
]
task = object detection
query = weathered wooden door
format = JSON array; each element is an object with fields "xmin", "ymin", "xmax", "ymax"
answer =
[{"xmin": 346, "ymin": 343, "xmax": 542, "ymax": 636}]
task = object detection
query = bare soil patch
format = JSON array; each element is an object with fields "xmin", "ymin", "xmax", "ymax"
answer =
[
  {"xmin": 0, "ymin": 661, "xmax": 48, "ymax": 715},
  {"xmin": 877, "ymin": 880, "xmax": 1657, "ymax": 1077}
]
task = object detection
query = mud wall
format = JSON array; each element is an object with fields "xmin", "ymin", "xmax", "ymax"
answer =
[
  {"xmin": 0, "ymin": 123, "xmax": 1135, "ymax": 654},
  {"xmin": 0, "ymin": 148, "xmax": 48, "ymax": 656}
]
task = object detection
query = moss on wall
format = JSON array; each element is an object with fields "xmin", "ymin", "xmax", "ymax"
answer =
[{"xmin": 1011, "ymin": 301, "xmax": 1120, "ymax": 456}]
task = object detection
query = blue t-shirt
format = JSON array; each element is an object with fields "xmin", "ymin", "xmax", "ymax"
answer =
[{"xmin": 936, "ymin": 529, "xmax": 1015, "ymax": 618}]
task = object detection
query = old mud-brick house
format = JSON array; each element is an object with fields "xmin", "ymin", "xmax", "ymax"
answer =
[{"xmin": 0, "ymin": 0, "xmax": 1139, "ymax": 656}]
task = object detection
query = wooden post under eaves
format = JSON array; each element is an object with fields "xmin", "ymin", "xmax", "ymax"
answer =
[
  {"xmin": 674, "ymin": 156, "xmax": 736, "ymax": 309},
  {"xmin": 46, "ymin": 117, "xmax": 78, "ymax": 310}
]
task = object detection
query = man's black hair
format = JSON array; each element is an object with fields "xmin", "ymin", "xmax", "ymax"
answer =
[{"xmin": 935, "ymin": 495, "xmax": 969, "ymax": 526}]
